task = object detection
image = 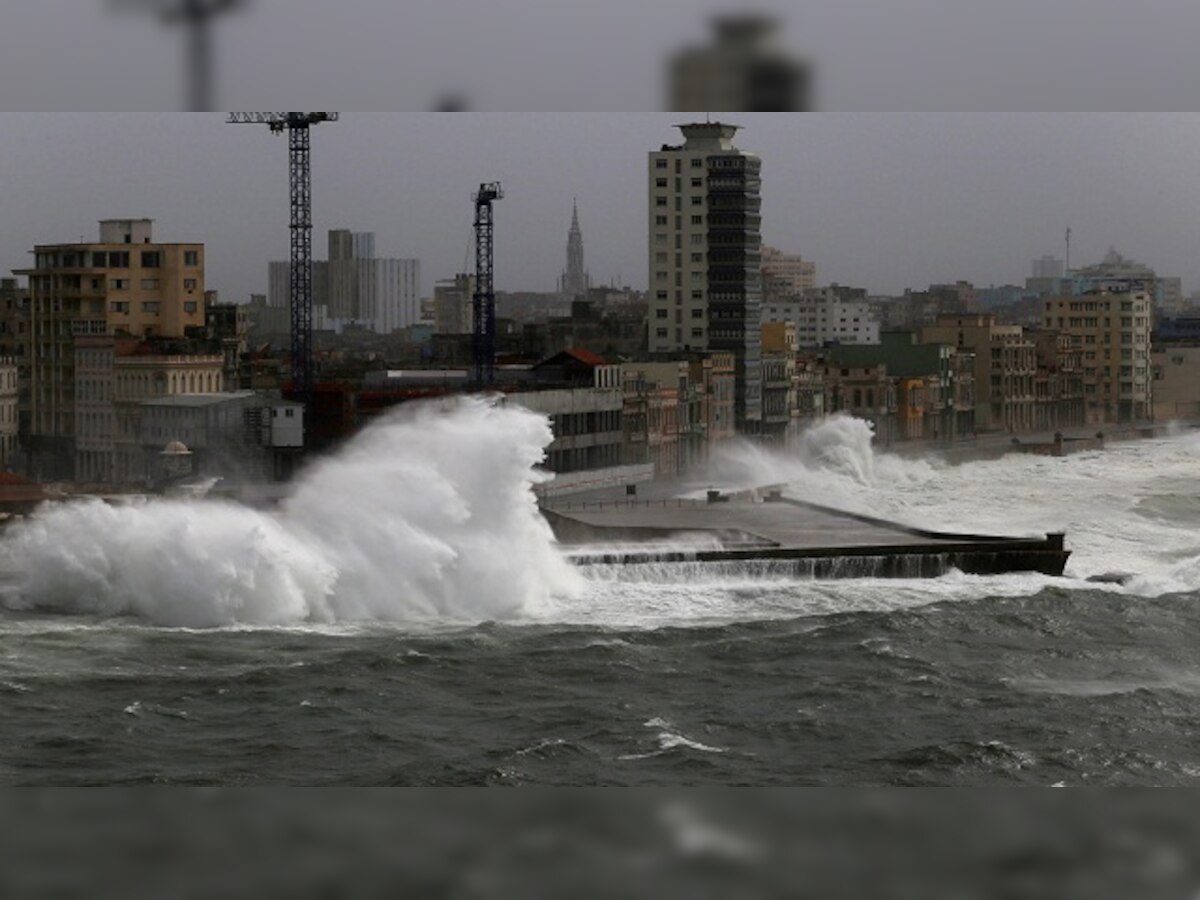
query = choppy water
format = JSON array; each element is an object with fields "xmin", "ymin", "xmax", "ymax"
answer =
[{"xmin": 3, "ymin": 403, "xmax": 1200, "ymax": 785}]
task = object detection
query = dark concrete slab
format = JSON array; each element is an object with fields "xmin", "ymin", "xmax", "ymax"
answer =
[{"xmin": 542, "ymin": 489, "xmax": 1069, "ymax": 577}]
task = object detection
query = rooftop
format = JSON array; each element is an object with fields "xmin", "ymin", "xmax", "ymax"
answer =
[{"xmin": 141, "ymin": 391, "xmax": 259, "ymax": 408}]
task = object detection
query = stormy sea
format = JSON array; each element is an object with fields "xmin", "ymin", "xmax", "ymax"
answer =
[{"xmin": 3, "ymin": 398, "xmax": 1200, "ymax": 786}]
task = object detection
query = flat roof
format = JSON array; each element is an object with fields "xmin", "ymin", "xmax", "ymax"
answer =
[{"xmin": 141, "ymin": 391, "xmax": 260, "ymax": 408}]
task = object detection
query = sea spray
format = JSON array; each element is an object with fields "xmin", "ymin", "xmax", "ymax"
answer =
[
  {"xmin": 0, "ymin": 397, "xmax": 582, "ymax": 626},
  {"xmin": 699, "ymin": 414, "xmax": 938, "ymax": 512}
]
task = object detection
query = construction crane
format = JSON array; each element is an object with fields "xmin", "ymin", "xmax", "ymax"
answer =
[
  {"xmin": 472, "ymin": 182, "xmax": 503, "ymax": 388},
  {"xmin": 227, "ymin": 113, "xmax": 338, "ymax": 411},
  {"xmin": 111, "ymin": 0, "xmax": 248, "ymax": 111}
]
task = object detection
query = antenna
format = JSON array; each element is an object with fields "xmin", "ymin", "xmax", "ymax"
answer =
[{"xmin": 1065, "ymin": 226, "xmax": 1072, "ymax": 274}]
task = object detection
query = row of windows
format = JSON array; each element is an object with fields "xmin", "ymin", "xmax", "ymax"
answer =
[
  {"xmin": 107, "ymin": 277, "xmax": 197, "ymax": 292},
  {"xmin": 38, "ymin": 250, "xmax": 200, "ymax": 269},
  {"xmin": 109, "ymin": 300, "xmax": 198, "ymax": 315},
  {"xmin": 654, "ymin": 177, "xmax": 706, "ymax": 189},
  {"xmin": 654, "ymin": 158, "xmax": 706, "ymax": 170},
  {"xmin": 655, "ymin": 308, "xmax": 706, "ymax": 319},
  {"xmin": 654, "ymin": 327, "xmax": 705, "ymax": 339}
]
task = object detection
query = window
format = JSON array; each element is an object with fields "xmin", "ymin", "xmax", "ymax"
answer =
[
  {"xmin": 110, "ymin": 301, "xmax": 129, "ymax": 313},
  {"xmin": 655, "ymin": 177, "xmax": 668, "ymax": 188},
  {"xmin": 285, "ymin": 408, "xmax": 294, "ymax": 418},
  {"xmin": 108, "ymin": 252, "xmax": 129, "ymax": 268},
  {"xmin": 184, "ymin": 278, "xmax": 197, "ymax": 291},
  {"xmin": 656, "ymin": 309, "xmax": 668, "ymax": 318},
  {"xmin": 656, "ymin": 328, "xmax": 668, "ymax": 337},
  {"xmin": 140, "ymin": 279, "xmax": 160, "ymax": 290},
  {"xmin": 91, "ymin": 252, "xmax": 107, "ymax": 267},
  {"xmin": 142, "ymin": 301, "xmax": 160, "ymax": 313},
  {"xmin": 690, "ymin": 253, "xmax": 703, "ymax": 263},
  {"xmin": 691, "ymin": 215, "xmax": 703, "ymax": 225},
  {"xmin": 691, "ymin": 196, "xmax": 704, "ymax": 206},
  {"xmin": 655, "ymin": 196, "xmax": 667, "ymax": 207},
  {"xmin": 691, "ymin": 178, "xmax": 703, "ymax": 188},
  {"xmin": 691, "ymin": 158, "xmax": 703, "ymax": 168},
  {"xmin": 655, "ymin": 234, "xmax": 667, "ymax": 245},
  {"xmin": 655, "ymin": 252, "xmax": 668, "ymax": 263},
  {"xmin": 183, "ymin": 301, "xmax": 198, "ymax": 314},
  {"xmin": 655, "ymin": 215, "xmax": 668, "ymax": 226},
  {"xmin": 141, "ymin": 251, "xmax": 161, "ymax": 268},
  {"xmin": 184, "ymin": 250, "xmax": 199, "ymax": 266},
  {"xmin": 656, "ymin": 290, "xmax": 668, "ymax": 300},
  {"xmin": 109, "ymin": 278, "xmax": 129, "ymax": 290},
  {"xmin": 90, "ymin": 278, "xmax": 101, "ymax": 290},
  {"xmin": 691, "ymin": 308, "xmax": 704, "ymax": 318},
  {"xmin": 691, "ymin": 328, "xmax": 703, "ymax": 338},
  {"xmin": 691, "ymin": 290, "xmax": 703, "ymax": 300},
  {"xmin": 655, "ymin": 159, "xmax": 667, "ymax": 169}
]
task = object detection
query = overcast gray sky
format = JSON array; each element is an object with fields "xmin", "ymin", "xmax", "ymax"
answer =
[
  {"xmin": 1, "ymin": 113, "xmax": 1198, "ymax": 300},
  {"xmin": 3, "ymin": 2, "xmax": 1200, "ymax": 112}
]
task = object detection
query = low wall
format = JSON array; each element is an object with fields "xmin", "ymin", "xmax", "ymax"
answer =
[{"xmin": 533, "ymin": 463, "xmax": 655, "ymax": 500}]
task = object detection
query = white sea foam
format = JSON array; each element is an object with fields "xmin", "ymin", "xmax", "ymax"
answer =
[
  {"xmin": 0, "ymin": 397, "xmax": 583, "ymax": 627},
  {"xmin": 552, "ymin": 419, "xmax": 1200, "ymax": 628}
]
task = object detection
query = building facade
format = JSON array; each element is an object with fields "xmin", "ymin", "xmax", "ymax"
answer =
[
  {"xmin": 921, "ymin": 314, "xmax": 1035, "ymax": 433},
  {"xmin": 648, "ymin": 122, "xmax": 762, "ymax": 431},
  {"xmin": 17, "ymin": 219, "xmax": 205, "ymax": 480},
  {"xmin": 761, "ymin": 244, "xmax": 815, "ymax": 299},
  {"xmin": 763, "ymin": 284, "xmax": 880, "ymax": 347},
  {"xmin": 270, "ymin": 230, "xmax": 420, "ymax": 334},
  {"xmin": 1042, "ymin": 291, "xmax": 1152, "ymax": 423}
]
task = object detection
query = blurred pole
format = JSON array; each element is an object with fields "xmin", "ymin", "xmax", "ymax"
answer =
[
  {"xmin": 110, "ymin": 0, "xmax": 246, "ymax": 111},
  {"xmin": 186, "ymin": 9, "xmax": 213, "ymax": 111}
]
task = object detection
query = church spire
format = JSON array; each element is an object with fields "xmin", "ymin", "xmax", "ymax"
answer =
[{"xmin": 561, "ymin": 198, "xmax": 589, "ymax": 298}]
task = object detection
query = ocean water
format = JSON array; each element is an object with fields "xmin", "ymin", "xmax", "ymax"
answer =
[{"xmin": 3, "ymin": 401, "xmax": 1200, "ymax": 785}]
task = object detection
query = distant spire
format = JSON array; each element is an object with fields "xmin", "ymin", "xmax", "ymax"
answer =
[{"xmin": 562, "ymin": 198, "xmax": 589, "ymax": 298}]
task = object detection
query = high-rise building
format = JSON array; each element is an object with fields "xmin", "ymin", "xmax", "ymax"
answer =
[
  {"xmin": 16, "ymin": 219, "xmax": 205, "ymax": 479},
  {"xmin": 268, "ymin": 230, "xmax": 420, "ymax": 334},
  {"xmin": 648, "ymin": 122, "xmax": 763, "ymax": 430},
  {"xmin": 559, "ymin": 200, "xmax": 590, "ymax": 299}
]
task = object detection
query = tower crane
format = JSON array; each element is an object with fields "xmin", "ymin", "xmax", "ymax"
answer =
[
  {"xmin": 227, "ymin": 113, "xmax": 338, "ymax": 411},
  {"xmin": 473, "ymin": 182, "xmax": 503, "ymax": 388}
]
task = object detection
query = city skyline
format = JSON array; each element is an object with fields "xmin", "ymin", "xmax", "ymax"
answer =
[{"xmin": 1, "ymin": 113, "xmax": 1198, "ymax": 302}]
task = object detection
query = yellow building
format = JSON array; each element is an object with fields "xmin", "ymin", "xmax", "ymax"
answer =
[
  {"xmin": 1042, "ymin": 291, "xmax": 1152, "ymax": 423},
  {"xmin": 17, "ymin": 219, "xmax": 205, "ymax": 479},
  {"xmin": 921, "ymin": 314, "xmax": 1035, "ymax": 433}
]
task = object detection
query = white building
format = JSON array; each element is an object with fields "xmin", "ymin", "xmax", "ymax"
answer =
[
  {"xmin": 268, "ymin": 230, "xmax": 420, "ymax": 334},
  {"xmin": 762, "ymin": 285, "xmax": 880, "ymax": 347}
]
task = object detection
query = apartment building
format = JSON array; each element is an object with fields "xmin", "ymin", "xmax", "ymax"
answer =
[
  {"xmin": 1042, "ymin": 290, "xmax": 1152, "ymax": 423},
  {"xmin": 17, "ymin": 219, "xmax": 205, "ymax": 479},
  {"xmin": 761, "ymin": 244, "xmax": 815, "ymax": 299},
  {"xmin": 648, "ymin": 122, "xmax": 762, "ymax": 430},
  {"xmin": 921, "ymin": 314, "xmax": 1035, "ymax": 432}
]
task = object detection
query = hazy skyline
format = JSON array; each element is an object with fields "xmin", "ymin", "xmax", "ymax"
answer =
[{"xmin": 1, "ymin": 113, "xmax": 1198, "ymax": 302}]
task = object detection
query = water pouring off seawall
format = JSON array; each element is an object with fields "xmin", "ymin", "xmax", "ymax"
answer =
[{"xmin": 0, "ymin": 397, "xmax": 584, "ymax": 627}]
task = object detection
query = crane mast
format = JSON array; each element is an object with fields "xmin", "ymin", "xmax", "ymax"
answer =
[
  {"xmin": 227, "ymin": 113, "xmax": 338, "ymax": 414},
  {"xmin": 472, "ymin": 182, "xmax": 503, "ymax": 388}
]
